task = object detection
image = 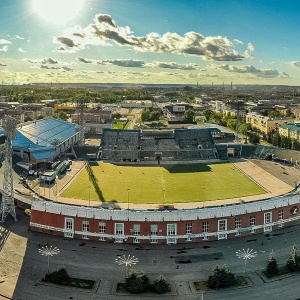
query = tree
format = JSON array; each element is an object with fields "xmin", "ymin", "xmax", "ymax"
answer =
[
  {"xmin": 44, "ymin": 268, "xmax": 70, "ymax": 285},
  {"xmin": 286, "ymin": 244, "xmax": 299, "ymax": 272},
  {"xmin": 183, "ymin": 109, "xmax": 195, "ymax": 123},
  {"xmin": 268, "ymin": 110, "xmax": 282, "ymax": 118},
  {"xmin": 150, "ymin": 275, "xmax": 170, "ymax": 294},
  {"xmin": 125, "ymin": 272, "xmax": 150, "ymax": 294},
  {"xmin": 141, "ymin": 109, "xmax": 160, "ymax": 122},
  {"xmin": 226, "ymin": 118, "xmax": 237, "ymax": 130},
  {"xmin": 112, "ymin": 112, "xmax": 122, "ymax": 119},
  {"xmin": 266, "ymin": 250, "xmax": 279, "ymax": 275},
  {"xmin": 207, "ymin": 265, "xmax": 235, "ymax": 289},
  {"xmin": 24, "ymin": 116, "xmax": 33, "ymax": 122},
  {"xmin": 53, "ymin": 111, "xmax": 68, "ymax": 121},
  {"xmin": 204, "ymin": 109, "xmax": 213, "ymax": 122}
]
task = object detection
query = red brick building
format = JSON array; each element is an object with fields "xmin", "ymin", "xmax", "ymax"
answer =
[{"xmin": 29, "ymin": 194, "xmax": 300, "ymax": 244}]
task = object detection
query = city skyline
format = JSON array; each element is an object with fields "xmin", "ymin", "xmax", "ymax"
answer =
[{"xmin": 0, "ymin": 0, "xmax": 300, "ymax": 85}]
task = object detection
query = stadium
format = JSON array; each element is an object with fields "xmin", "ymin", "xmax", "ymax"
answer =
[{"xmin": 17, "ymin": 126, "xmax": 300, "ymax": 245}]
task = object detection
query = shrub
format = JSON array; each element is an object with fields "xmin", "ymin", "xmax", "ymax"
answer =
[
  {"xmin": 151, "ymin": 275, "xmax": 170, "ymax": 294},
  {"xmin": 125, "ymin": 272, "xmax": 150, "ymax": 294},
  {"xmin": 286, "ymin": 244, "xmax": 299, "ymax": 272},
  {"xmin": 207, "ymin": 265, "xmax": 235, "ymax": 289},
  {"xmin": 44, "ymin": 268, "xmax": 70, "ymax": 285},
  {"xmin": 266, "ymin": 250, "xmax": 279, "ymax": 275}
]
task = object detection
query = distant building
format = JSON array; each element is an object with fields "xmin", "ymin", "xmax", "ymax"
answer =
[
  {"xmin": 121, "ymin": 100, "xmax": 152, "ymax": 108},
  {"xmin": 71, "ymin": 111, "xmax": 112, "ymax": 124},
  {"xmin": 246, "ymin": 112, "xmax": 294, "ymax": 134},
  {"xmin": 279, "ymin": 123, "xmax": 300, "ymax": 141},
  {"xmin": 71, "ymin": 111, "xmax": 112, "ymax": 135}
]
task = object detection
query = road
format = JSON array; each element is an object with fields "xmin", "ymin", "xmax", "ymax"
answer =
[{"xmin": 1, "ymin": 210, "xmax": 300, "ymax": 299}]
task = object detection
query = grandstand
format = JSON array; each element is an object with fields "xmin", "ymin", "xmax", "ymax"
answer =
[{"xmin": 100, "ymin": 128, "xmax": 219, "ymax": 163}]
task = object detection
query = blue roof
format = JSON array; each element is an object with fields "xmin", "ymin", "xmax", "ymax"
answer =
[
  {"xmin": 13, "ymin": 118, "xmax": 79, "ymax": 149},
  {"xmin": 31, "ymin": 150, "xmax": 55, "ymax": 160}
]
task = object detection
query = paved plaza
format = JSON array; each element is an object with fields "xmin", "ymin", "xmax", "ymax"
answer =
[{"xmin": 1, "ymin": 210, "xmax": 300, "ymax": 299}]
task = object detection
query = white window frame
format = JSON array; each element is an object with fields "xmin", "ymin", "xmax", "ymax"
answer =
[
  {"xmin": 264, "ymin": 212, "xmax": 272, "ymax": 232},
  {"xmin": 82, "ymin": 220, "xmax": 89, "ymax": 239},
  {"xmin": 186, "ymin": 223, "xmax": 192, "ymax": 241},
  {"xmin": 167, "ymin": 224, "xmax": 177, "ymax": 244},
  {"xmin": 115, "ymin": 223, "xmax": 125, "ymax": 243},
  {"xmin": 202, "ymin": 221, "xmax": 209, "ymax": 240},
  {"xmin": 250, "ymin": 215, "xmax": 256, "ymax": 233},
  {"xmin": 235, "ymin": 217, "xmax": 241, "ymax": 236},
  {"xmin": 217, "ymin": 219, "xmax": 227, "ymax": 240},
  {"xmin": 150, "ymin": 224, "xmax": 158, "ymax": 243},
  {"xmin": 64, "ymin": 217, "xmax": 74, "ymax": 238},
  {"xmin": 167, "ymin": 224, "xmax": 176, "ymax": 236},
  {"xmin": 99, "ymin": 222, "xmax": 106, "ymax": 241},
  {"xmin": 133, "ymin": 224, "xmax": 140, "ymax": 243}
]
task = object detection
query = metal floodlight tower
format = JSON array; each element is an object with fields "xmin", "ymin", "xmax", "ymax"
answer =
[{"xmin": 0, "ymin": 116, "xmax": 17, "ymax": 222}]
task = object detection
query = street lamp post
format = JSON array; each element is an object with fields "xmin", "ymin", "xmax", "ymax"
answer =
[
  {"xmin": 236, "ymin": 248, "xmax": 257, "ymax": 274},
  {"xmin": 162, "ymin": 189, "xmax": 165, "ymax": 206},
  {"xmin": 89, "ymin": 186, "xmax": 91, "ymax": 207},
  {"xmin": 115, "ymin": 254, "xmax": 139, "ymax": 276},
  {"xmin": 127, "ymin": 189, "xmax": 130, "ymax": 210},
  {"xmin": 39, "ymin": 245, "xmax": 60, "ymax": 274}
]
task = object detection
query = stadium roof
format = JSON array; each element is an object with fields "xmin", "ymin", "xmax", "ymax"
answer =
[{"xmin": 1, "ymin": 118, "xmax": 79, "ymax": 151}]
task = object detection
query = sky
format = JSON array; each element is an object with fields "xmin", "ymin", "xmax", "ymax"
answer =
[{"xmin": 0, "ymin": 0, "xmax": 300, "ymax": 86}]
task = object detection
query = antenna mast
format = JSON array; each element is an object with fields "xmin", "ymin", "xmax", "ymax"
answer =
[{"xmin": 0, "ymin": 116, "xmax": 17, "ymax": 222}]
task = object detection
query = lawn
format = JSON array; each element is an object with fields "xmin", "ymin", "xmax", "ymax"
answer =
[
  {"xmin": 113, "ymin": 121, "xmax": 129, "ymax": 129},
  {"xmin": 61, "ymin": 162, "xmax": 266, "ymax": 204}
]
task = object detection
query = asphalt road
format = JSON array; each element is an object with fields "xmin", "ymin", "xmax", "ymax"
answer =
[{"xmin": 1, "ymin": 210, "xmax": 300, "ymax": 300}]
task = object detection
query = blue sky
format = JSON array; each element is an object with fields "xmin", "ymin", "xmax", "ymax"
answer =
[{"xmin": 0, "ymin": 0, "xmax": 300, "ymax": 85}]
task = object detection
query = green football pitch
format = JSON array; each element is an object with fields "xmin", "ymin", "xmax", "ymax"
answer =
[{"xmin": 61, "ymin": 162, "xmax": 266, "ymax": 204}]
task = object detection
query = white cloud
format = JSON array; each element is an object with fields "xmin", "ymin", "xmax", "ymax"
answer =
[
  {"xmin": 233, "ymin": 39, "xmax": 243, "ymax": 45},
  {"xmin": 0, "ymin": 46, "xmax": 9, "ymax": 52},
  {"xmin": 144, "ymin": 61, "xmax": 198, "ymax": 70},
  {"xmin": 0, "ymin": 39, "xmax": 11, "ymax": 44},
  {"xmin": 23, "ymin": 57, "xmax": 74, "ymax": 65},
  {"xmin": 7, "ymin": 34, "xmax": 25, "ymax": 40},
  {"xmin": 31, "ymin": 65, "xmax": 73, "ymax": 71},
  {"xmin": 243, "ymin": 43, "xmax": 255, "ymax": 59},
  {"xmin": 76, "ymin": 57, "xmax": 199, "ymax": 70},
  {"xmin": 217, "ymin": 64, "xmax": 289, "ymax": 78},
  {"xmin": 53, "ymin": 14, "xmax": 251, "ymax": 61},
  {"xmin": 18, "ymin": 47, "xmax": 26, "ymax": 53},
  {"xmin": 287, "ymin": 61, "xmax": 300, "ymax": 68}
]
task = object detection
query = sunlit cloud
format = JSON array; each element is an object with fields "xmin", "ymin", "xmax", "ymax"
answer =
[
  {"xmin": 31, "ymin": 65, "xmax": 73, "ymax": 71},
  {"xmin": 7, "ymin": 34, "xmax": 25, "ymax": 40},
  {"xmin": 287, "ymin": 61, "xmax": 300, "ymax": 68},
  {"xmin": 23, "ymin": 57, "xmax": 74, "ymax": 65},
  {"xmin": 18, "ymin": 47, "xmax": 26, "ymax": 52},
  {"xmin": 144, "ymin": 61, "xmax": 198, "ymax": 70},
  {"xmin": 217, "ymin": 64, "xmax": 289, "ymax": 78},
  {"xmin": 0, "ymin": 39, "xmax": 11, "ymax": 44},
  {"xmin": 243, "ymin": 43, "xmax": 254, "ymax": 59},
  {"xmin": 0, "ymin": 46, "xmax": 9, "ymax": 52},
  {"xmin": 76, "ymin": 57, "xmax": 199, "ymax": 69},
  {"xmin": 53, "ymin": 13, "xmax": 250, "ymax": 61},
  {"xmin": 233, "ymin": 39, "xmax": 243, "ymax": 45}
]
